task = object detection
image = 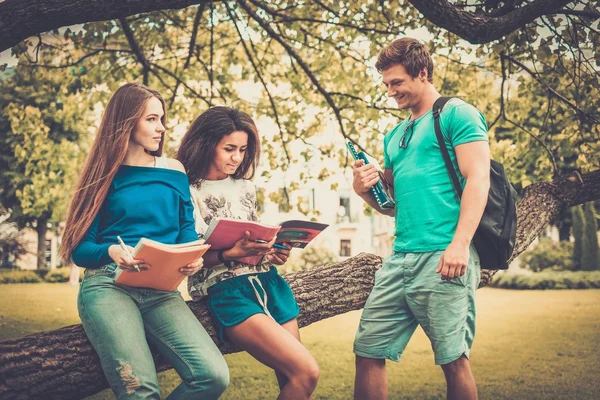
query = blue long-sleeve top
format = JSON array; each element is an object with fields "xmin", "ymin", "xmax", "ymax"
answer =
[{"xmin": 72, "ymin": 165, "xmax": 199, "ymax": 269}]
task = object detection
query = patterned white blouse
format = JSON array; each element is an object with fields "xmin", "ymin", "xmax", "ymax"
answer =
[{"xmin": 187, "ymin": 176, "xmax": 270, "ymax": 300}]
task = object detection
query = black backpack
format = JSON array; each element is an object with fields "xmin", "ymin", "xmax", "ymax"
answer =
[{"xmin": 433, "ymin": 97, "xmax": 518, "ymax": 270}]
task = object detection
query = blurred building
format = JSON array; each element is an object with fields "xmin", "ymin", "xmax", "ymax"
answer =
[{"xmin": 258, "ymin": 177, "xmax": 395, "ymax": 260}]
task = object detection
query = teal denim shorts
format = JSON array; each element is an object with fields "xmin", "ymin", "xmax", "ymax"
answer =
[
  {"xmin": 207, "ymin": 267, "xmax": 300, "ymax": 342},
  {"xmin": 354, "ymin": 245, "xmax": 481, "ymax": 365}
]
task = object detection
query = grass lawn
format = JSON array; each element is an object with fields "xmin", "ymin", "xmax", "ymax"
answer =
[{"xmin": 1, "ymin": 284, "xmax": 599, "ymax": 399}]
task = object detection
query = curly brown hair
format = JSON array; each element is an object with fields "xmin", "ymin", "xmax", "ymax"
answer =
[{"xmin": 177, "ymin": 106, "xmax": 260, "ymax": 187}]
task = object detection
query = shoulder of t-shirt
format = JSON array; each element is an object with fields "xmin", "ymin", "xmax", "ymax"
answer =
[
  {"xmin": 227, "ymin": 177, "xmax": 256, "ymax": 193},
  {"xmin": 443, "ymin": 98, "xmax": 482, "ymax": 119},
  {"xmin": 164, "ymin": 157, "xmax": 187, "ymax": 173},
  {"xmin": 240, "ymin": 178, "xmax": 256, "ymax": 193},
  {"xmin": 189, "ymin": 184, "xmax": 200, "ymax": 197},
  {"xmin": 441, "ymin": 98, "xmax": 489, "ymax": 144}
]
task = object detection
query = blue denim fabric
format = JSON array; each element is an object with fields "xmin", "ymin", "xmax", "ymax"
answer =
[{"xmin": 78, "ymin": 263, "xmax": 229, "ymax": 399}]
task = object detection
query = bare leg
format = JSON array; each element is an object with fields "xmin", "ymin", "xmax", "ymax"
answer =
[
  {"xmin": 273, "ymin": 319, "xmax": 300, "ymax": 389},
  {"xmin": 225, "ymin": 314, "xmax": 319, "ymax": 400},
  {"xmin": 354, "ymin": 355, "xmax": 387, "ymax": 400},
  {"xmin": 441, "ymin": 355, "xmax": 477, "ymax": 400}
]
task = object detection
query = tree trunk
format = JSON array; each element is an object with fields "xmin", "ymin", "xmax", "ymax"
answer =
[
  {"xmin": 557, "ymin": 219, "xmax": 571, "ymax": 242},
  {"xmin": 1, "ymin": 169, "xmax": 599, "ymax": 399},
  {"xmin": 35, "ymin": 217, "xmax": 47, "ymax": 270}
]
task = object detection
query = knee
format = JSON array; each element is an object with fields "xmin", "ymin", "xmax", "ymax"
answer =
[
  {"xmin": 290, "ymin": 359, "xmax": 320, "ymax": 393},
  {"xmin": 441, "ymin": 355, "xmax": 469, "ymax": 376},
  {"xmin": 188, "ymin": 359, "xmax": 230, "ymax": 397},
  {"xmin": 305, "ymin": 362, "xmax": 320, "ymax": 390},
  {"xmin": 206, "ymin": 361, "xmax": 230, "ymax": 396}
]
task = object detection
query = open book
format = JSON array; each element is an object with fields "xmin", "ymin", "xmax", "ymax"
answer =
[
  {"xmin": 203, "ymin": 218, "xmax": 329, "ymax": 265},
  {"xmin": 115, "ymin": 238, "xmax": 210, "ymax": 291},
  {"xmin": 347, "ymin": 141, "xmax": 395, "ymax": 209}
]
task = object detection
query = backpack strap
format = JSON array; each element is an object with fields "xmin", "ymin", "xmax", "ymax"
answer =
[{"xmin": 433, "ymin": 97, "xmax": 463, "ymax": 199}]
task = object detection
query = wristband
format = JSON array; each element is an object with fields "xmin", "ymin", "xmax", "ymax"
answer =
[{"xmin": 217, "ymin": 249, "xmax": 231, "ymax": 267}]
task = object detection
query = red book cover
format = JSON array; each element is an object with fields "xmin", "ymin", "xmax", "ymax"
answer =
[
  {"xmin": 202, "ymin": 218, "xmax": 281, "ymax": 264},
  {"xmin": 203, "ymin": 218, "xmax": 328, "ymax": 265}
]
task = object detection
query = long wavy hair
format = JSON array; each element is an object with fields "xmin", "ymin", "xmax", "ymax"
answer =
[
  {"xmin": 177, "ymin": 106, "xmax": 260, "ymax": 187},
  {"xmin": 59, "ymin": 83, "xmax": 166, "ymax": 263}
]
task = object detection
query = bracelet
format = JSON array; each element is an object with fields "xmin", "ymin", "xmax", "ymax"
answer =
[{"xmin": 217, "ymin": 249, "xmax": 231, "ymax": 267}]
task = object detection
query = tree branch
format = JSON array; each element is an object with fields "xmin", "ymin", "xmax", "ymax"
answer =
[
  {"xmin": 118, "ymin": 18, "xmax": 151, "ymax": 85},
  {"xmin": 0, "ymin": 0, "xmax": 215, "ymax": 53},
  {"xmin": 209, "ymin": 0, "xmax": 215, "ymax": 105},
  {"xmin": 19, "ymin": 48, "xmax": 114, "ymax": 69},
  {"xmin": 505, "ymin": 55, "xmax": 600, "ymax": 125},
  {"xmin": 239, "ymin": 0, "xmax": 350, "ymax": 141},
  {"xmin": 110, "ymin": 20, "xmax": 211, "ymax": 106},
  {"xmin": 243, "ymin": 0, "xmax": 399, "ymax": 36},
  {"xmin": 150, "ymin": 62, "xmax": 212, "ymax": 106},
  {"xmin": 225, "ymin": 3, "xmax": 292, "ymax": 166},
  {"xmin": 407, "ymin": 0, "xmax": 573, "ymax": 44},
  {"xmin": 554, "ymin": 9, "xmax": 600, "ymax": 19},
  {"xmin": 313, "ymin": 0, "xmax": 339, "ymax": 16},
  {"xmin": 169, "ymin": 4, "xmax": 205, "ymax": 107}
]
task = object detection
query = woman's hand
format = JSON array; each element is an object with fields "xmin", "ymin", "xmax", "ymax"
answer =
[
  {"xmin": 108, "ymin": 245, "xmax": 150, "ymax": 271},
  {"xmin": 223, "ymin": 231, "xmax": 274, "ymax": 260},
  {"xmin": 266, "ymin": 243, "xmax": 291, "ymax": 265},
  {"xmin": 180, "ymin": 257, "xmax": 204, "ymax": 276}
]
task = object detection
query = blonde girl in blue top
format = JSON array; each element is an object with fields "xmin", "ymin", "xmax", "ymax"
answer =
[{"xmin": 60, "ymin": 83, "xmax": 229, "ymax": 399}]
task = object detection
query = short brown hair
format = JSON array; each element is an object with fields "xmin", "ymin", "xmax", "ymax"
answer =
[{"xmin": 375, "ymin": 38, "xmax": 434, "ymax": 83}]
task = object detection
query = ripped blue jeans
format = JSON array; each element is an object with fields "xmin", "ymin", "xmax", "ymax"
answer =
[{"xmin": 78, "ymin": 263, "xmax": 229, "ymax": 399}]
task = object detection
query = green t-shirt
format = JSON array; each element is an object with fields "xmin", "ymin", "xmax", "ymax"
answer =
[{"xmin": 383, "ymin": 98, "xmax": 488, "ymax": 252}]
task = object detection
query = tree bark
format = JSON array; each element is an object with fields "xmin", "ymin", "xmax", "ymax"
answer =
[
  {"xmin": 1, "ymin": 169, "xmax": 599, "ymax": 399},
  {"xmin": 408, "ymin": 0, "xmax": 573, "ymax": 44},
  {"xmin": 0, "ymin": 0, "xmax": 583, "ymax": 53},
  {"xmin": 35, "ymin": 217, "xmax": 47, "ymax": 270},
  {"xmin": 0, "ymin": 0, "xmax": 213, "ymax": 54}
]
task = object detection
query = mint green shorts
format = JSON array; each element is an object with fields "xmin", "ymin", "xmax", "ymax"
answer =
[{"xmin": 353, "ymin": 245, "xmax": 480, "ymax": 365}]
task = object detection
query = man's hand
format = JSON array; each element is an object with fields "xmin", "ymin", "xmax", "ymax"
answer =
[
  {"xmin": 436, "ymin": 241, "xmax": 470, "ymax": 280},
  {"xmin": 352, "ymin": 160, "xmax": 380, "ymax": 195}
]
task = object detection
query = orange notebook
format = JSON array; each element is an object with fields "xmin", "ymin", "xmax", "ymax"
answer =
[{"xmin": 115, "ymin": 238, "xmax": 210, "ymax": 291}]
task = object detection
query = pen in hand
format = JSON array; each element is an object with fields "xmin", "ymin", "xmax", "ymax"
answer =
[
  {"xmin": 254, "ymin": 239, "xmax": 288, "ymax": 251},
  {"xmin": 117, "ymin": 236, "xmax": 140, "ymax": 272}
]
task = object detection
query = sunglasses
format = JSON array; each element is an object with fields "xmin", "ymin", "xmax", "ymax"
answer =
[{"xmin": 399, "ymin": 120, "xmax": 415, "ymax": 149}]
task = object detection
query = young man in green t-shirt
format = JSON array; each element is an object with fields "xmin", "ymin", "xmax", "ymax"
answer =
[{"xmin": 352, "ymin": 38, "xmax": 491, "ymax": 400}]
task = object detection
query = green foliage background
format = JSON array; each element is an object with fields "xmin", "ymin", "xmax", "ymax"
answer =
[{"xmin": 0, "ymin": 0, "xmax": 598, "ymax": 263}]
